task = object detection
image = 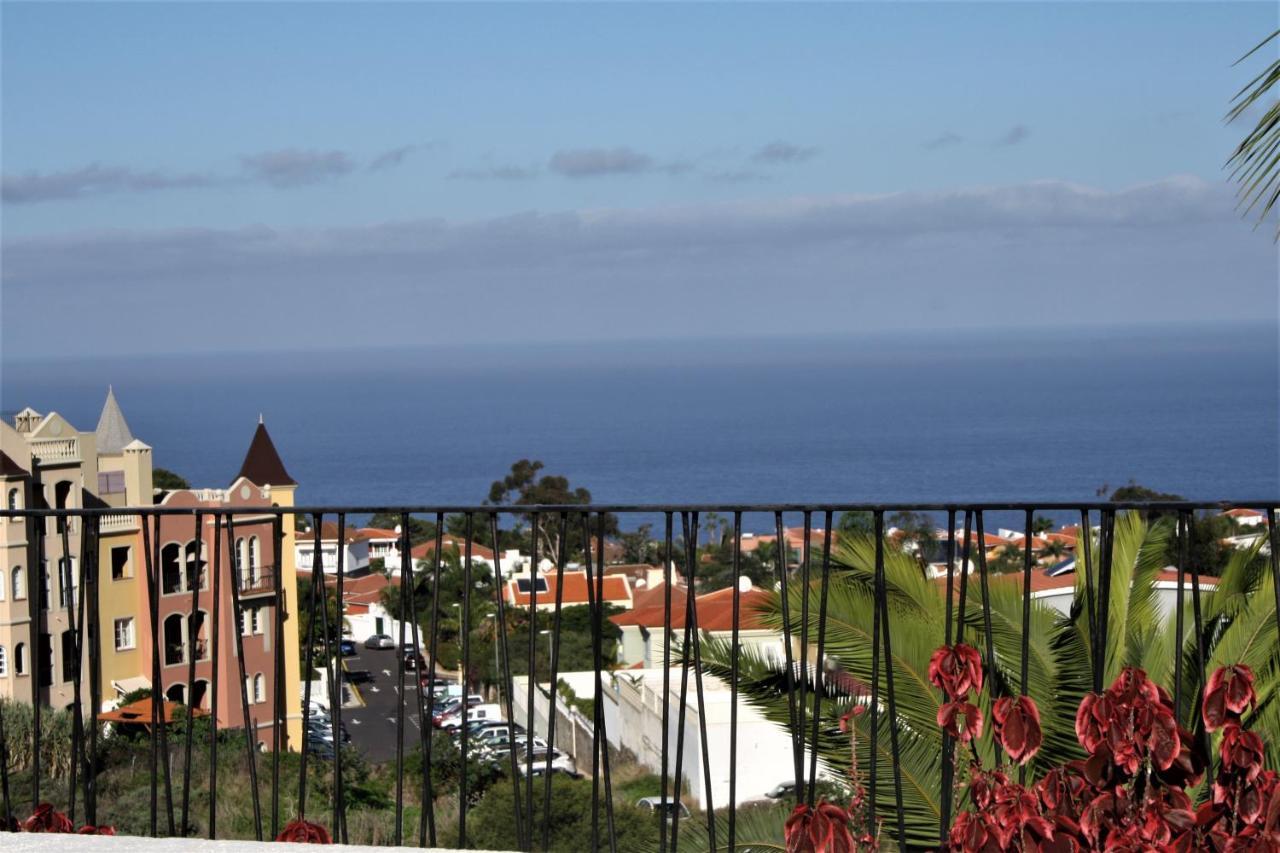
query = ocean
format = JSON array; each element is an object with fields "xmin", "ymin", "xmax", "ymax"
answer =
[{"xmin": 3, "ymin": 323, "xmax": 1277, "ymax": 531}]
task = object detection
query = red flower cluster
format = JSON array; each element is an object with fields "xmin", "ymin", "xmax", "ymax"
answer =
[
  {"xmin": 785, "ymin": 801, "xmax": 858, "ymax": 853},
  {"xmin": 12, "ymin": 803, "xmax": 114, "ymax": 835},
  {"xmin": 931, "ymin": 644, "xmax": 985, "ymax": 744},
  {"xmin": 275, "ymin": 818, "xmax": 334, "ymax": 844},
  {"xmin": 945, "ymin": 660, "xmax": 1274, "ymax": 852}
]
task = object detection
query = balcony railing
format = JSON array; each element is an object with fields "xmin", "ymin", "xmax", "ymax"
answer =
[{"xmin": 0, "ymin": 501, "xmax": 1276, "ymax": 851}]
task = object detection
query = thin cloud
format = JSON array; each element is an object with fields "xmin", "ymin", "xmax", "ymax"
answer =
[
  {"xmin": 750, "ymin": 141, "xmax": 819, "ymax": 164},
  {"xmin": 923, "ymin": 132, "xmax": 964, "ymax": 151},
  {"xmin": 239, "ymin": 148, "xmax": 356, "ymax": 188},
  {"xmin": 448, "ymin": 165, "xmax": 539, "ymax": 181},
  {"xmin": 548, "ymin": 147, "xmax": 654, "ymax": 177},
  {"xmin": 368, "ymin": 145, "xmax": 417, "ymax": 172},
  {"xmin": 995, "ymin": 125, "xmax": 1031, "ymax": 147},
  {"xmin": 706, "ymin": 170, "xmax": 770, "ymax": 184},
  {"xmin": 2, "ymin": 164, "xmax": 218, "ymax": 204}
]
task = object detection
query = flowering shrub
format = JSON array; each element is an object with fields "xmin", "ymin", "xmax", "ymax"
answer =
[
  {"xmin": 6, "ymin": 803, "xmax": 112, "ymax": 835},
  {"xmin": 939, "ymin": 641, "xmax": 1275, "ymax": 852},
  {"xmin": 783, "ymin": 705, "xmax": 879, "ymax": 852}
]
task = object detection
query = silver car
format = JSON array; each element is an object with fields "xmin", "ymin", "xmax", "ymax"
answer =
[{"xmin": 364, "ymin": 634, "xmax": 394, "ymax": 649}]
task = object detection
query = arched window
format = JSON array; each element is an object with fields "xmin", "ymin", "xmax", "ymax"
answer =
[
  {"xmin": 58, "ymin": 558, "xmax": 76, "ymax": 609},
  {"xmin": 234, "ymin": 538, "xmax": 246, "ymax": 586},
  {"xmin": 161, "ymin": 542, "xmax": 183, "ymax": 595},
  {"xmin": 6, "ymin": 488, "xmax": 19, "ymax": 511},
  {"xmin": 248, "ymin": 536, "xmax": 260, "ymax": 585},
  {"xmin": 185, "ymin": 540, "xmax": 207, "ymax": 591},
  {"xmin": 166, "ymin": 683, "xmax": 186, "ymax": 704},
  {"xmin": 253, "ymin": 673, "xmax": 265, "ymax": 704},
  {"xmin": 40, "ymin": 562, "xmax": 51, "ymax": 610},
  {"xmin": 14, "ymin": 643, "xmax": 26, "ymax": 676},
  {"xmin": 163, "ymin": 613, "xmax": 186, "ymax": 666},
  {"xmin": 191, "ymin": 680, "xmax": 209, "ymax": 710},
  {"xmin": 0, "ymin": 645, "xmax": 7, "ymax": 676},
  {"xmin": 11, "ymin": 567, "xmax": 24, "ymax": 600}
]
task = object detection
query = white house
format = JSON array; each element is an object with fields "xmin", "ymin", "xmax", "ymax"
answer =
[{"xmin": 295, "ymin": 521, "xmax": 370, "ymax": 576}]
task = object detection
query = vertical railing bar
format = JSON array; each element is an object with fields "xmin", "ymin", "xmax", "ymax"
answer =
[
  {"xmin": 85, "ymin": 515, "xmax": 103, "ymax": 826},
  {"xmin": 727, "ymin": 510, "xmax": 742, "ymax": 852},
  {"xmin": 227, "ymin": 514, "xmax": 263, "ymax": 840},
  {"xmin": 208, "ymin": 513, "xmax": 224, "ymax": 839},
  {"xmin": 974, "ymin": 512, "xmax": 998, "ymax": 699},
  {"xmin": 1268, "ymin": 508, "xmax": 1280, "ymax": 658},
  {"xmin": 26, "ymin": 508, "xmax": 44, "ymax": 813},
  {"xmin": 333, "ymin": 512, "xmax": 348, "ymax": 845},
  {"xmin": 270, "ymin": 515, "xmax": 284, "ymax": 840},
  {"xmin": 796, "ymin": 511, "xmax": 811, "ymax": 804},
  {"xmin": 954, "ymin": 511, "xmax": 972, "ymax": 645},
  {"xmin": 421, "ymin": 513, "xmax": 445, "ymax": 848},
  {"xmin": 658, "ymin": 511, "xmax": 674, "ymax": 853},
  {"xmin": 1078, "ymin": 509, "xmax": 1097, "ymax": 684},
  {"xmin": 867, "ymin": 511, "xmax": 883, "ymax": 829},
  {"xmin": 773, "ymin": 511, "xmax": 803, "ymax": 803},
  {"xmin": 1174, "ymin": 510, "xmax": 1187, "ymax": 725},
  {"xmin": 393, "ymin": 513, "xmax": 410, "ymax": 846},
  {"xmin": 876, "ymin": 512, "xmax": 907, "ymax": 846},
  {"xmin": 524, "ymin": 513, "xmax": 539, "ymax": 852},
  {"xmin": 1017, "ymin": 508, "xmax": 1033, "ymax": 786},
  {"xmin": 489, "ymin": 512, "xmax": 525, "ymax": 850},
  {"xmin": 180, "ymin": 510, "xmax": 204, "ymax": 834},
  {"xmin": 1094, "ymin": 510, "xmax": 1115, "ymax": 693},
  {"xmin": 458, "ymin": 513, "xmax": 473, "ymax": 848},
  {"xmin": 60, "ymin": 512, "xmax": 82, "ymax": 824},
  {"xmin": 671, "ymin": 512, "xmax": 697, "ymax": 850},
  {"xmin": 540, "ymin": 512, "xmax": 569, "ymax": 851},
  {"xmin": 297, "ymin": 516, "xmax": 323, "ymax": 820},
  {"xmin": 806, "ymin": 514, "xmax": 833, "ymax": 806},
  {"xmin": 1184, "ymin": 510, "xmax": 1210, "ymax": 769},
  {"xmin": 593, "ymin": 514, "xmax": 619, "ymax": 852},
  {"xmin": 584, "ymin": 514, "xmax": 602, "ymax": 851},
  {"xmin": 938, "ymin": 508, "xmax": 957, "ymax": 846},
  {"xmin": 141, "ymin": 513, "xmax": 160, "ymax": 834},
  {"xmin": 399, "ymin": 515, "xmax": 431, "ymax": 849}
]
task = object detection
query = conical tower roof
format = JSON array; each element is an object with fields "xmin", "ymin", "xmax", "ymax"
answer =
[
  {"xmin": 233, "ymin": 418, "xmax": 296, "ymax": 487},
  {"xmin": 95, "ymin": 386, "xmax": 135, "ymax": 454}
]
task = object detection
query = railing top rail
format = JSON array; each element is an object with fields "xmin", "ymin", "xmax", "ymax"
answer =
[{"xmin": 1, "ymin": 499, "xmax": 1278, "ymax": 518}]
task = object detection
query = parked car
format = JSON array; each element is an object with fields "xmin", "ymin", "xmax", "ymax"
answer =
[
  {"xmin": 765, "ymin": 781, "xmax": 796, "ymax": 800},
  {"xmin": 306, "ymin": 737, "xmax": 335, "ymax": 761},
  {"xmin": 637, "ymin": 797, "xmax": 691, "ymax": 822},
  {"xmin": 339, "ymin": 639, "xmax": 357, "ymax": 656},
  {"xmin": 343, "ymin": 669, "xmax": 373, "ymax": 684},
  {"xmin": 439, "ymin": 703, "xmax": 503, "ymax": 731},
  {"xmin": 431, "ymin": 695, "xmax": 484, "ymax": 726},
  {"xmin": 517, "ymin": 748, "xmax": 580, "ymax": 779},
  {"xmin": 365, "ymin": 634, "xmax": 394, "ymax": 649},
  {"xmin": 402, "ymin": 651, "xmax": 426, "ymax": 671}
]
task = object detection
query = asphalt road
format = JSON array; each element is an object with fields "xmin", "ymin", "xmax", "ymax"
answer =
[{"xmin": 339, "ymin": 646, "xmax": 446, "ymax": 764}]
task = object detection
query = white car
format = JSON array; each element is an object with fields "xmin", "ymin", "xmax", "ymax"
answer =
[{"xmin": 364, "ymin": 634, "xmax": 395, "ymax": 649}]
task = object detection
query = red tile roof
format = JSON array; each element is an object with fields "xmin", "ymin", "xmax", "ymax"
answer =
[
  {"xmin": 410, "ymin": 536, "xmax": 495, "ymax": 561},
  {"xmin": 505, "ymin": 571, "xmax": 631, "ymax": 607},
  {"xmin": 352, "ymin": 527, "xmax": 400, "ymax": 542},
  {"xmin": 610, "ymin": 585, "xmax": 772, "ymax": 631}
]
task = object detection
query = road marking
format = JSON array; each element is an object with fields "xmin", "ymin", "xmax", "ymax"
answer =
[
  {"xmin": 350, "ymin": 718, "xmax": 362, "ymax": 726},
  {"xmin": 382, "ymin": 669, "xmax": 392, "ymax": 677}
]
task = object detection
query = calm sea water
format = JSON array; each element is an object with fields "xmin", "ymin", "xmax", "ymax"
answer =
[{"xmin": 3, "ymin": 324, "xmax": 1277, "ymax": 530}]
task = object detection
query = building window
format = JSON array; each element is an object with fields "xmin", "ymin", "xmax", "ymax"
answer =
[
  {"xmin": 247, "ymin": 536, "xmax": 260, "ymax": 585},
  {"xmin": 11, "ymin": 567, "xmax": 24, "ymax": 600},
  {"xmin": 6, "ymin": 488, "xmax": 19, "ymax": 511},
  {"xmin": 40, "ymin": 562, "xmax": 51, "ymax": 610},
  {"xmin": 60, "ymin": 629, "xmax": 76, "ymax": 683},
  {"xmin": 97, "ymin": 471, "xmax": 126, "ymax": 495},
  {"xmin": 111, "ymin": 546, "xmax": 131, "ymax": 580},
  {"xmin": 163, "ymin": 613, "xmax": 185, "ymax": 666},
  {"xmin": 0, "ymin": 645, "xmax": 7, "ymax": 676},
  {"xmin": 14, "ymin": 643, "xmax": 26, "ymax": 676},
  {"xmin": 166, "ymin": 683, "xmax": 186, "ymax": 704},
  {"xmin": 186, "ymin": 540, "xmax": 207, "ymax": 591},
  {"xmin": 161, "ymin": 542, "xmax": 183, "ymax": 595},
  {"xmin": 234, "ymin": 538, "xmax": 245, "ymax": 585},
  {"xmin": 114, "ymin": 617, "xmax": 135, "ymax": 651},
  {"xmin": 38, "ymin": 634, "xmax": 52, "ymax": 687},
  {"xmin": 250, "ymin": 606, "xmax": 262, "ymax": 635},
  {"xmin": 58, "ymin": 558, "xmax": 76, "ymax": 609},
  {"xmin": 253, "ymin": 673, "xmax": 266, "ymax": 704}
]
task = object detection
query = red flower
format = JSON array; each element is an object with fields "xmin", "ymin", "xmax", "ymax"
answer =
[
  {"xmin": 275, "ymin": 819, "xmax": 333, "ymax": 844},
  {"xmin": 784, "ymin": 800, "xmax": 855, "ymax": 853},
  {"xmin": 838, "ymin": 704, "xmax": 866, "ymax": 733},
  {"xmin": 1203, "ymin": 664, "xmax": 1257, "ymax": 732},
  {"xmin": 937, "ymin": 700, "xmax": 983, "ymax": 743},
  {"xmin": 1220, "ymin": 723, "xmax": 1265, "ymax": 784},
  {"xmin": 993, "ymin": 695, "xmax": 1043, "ymax": 765},
  {"xmin": 929, "ymin": 644, "xmax": 983, "ymax": 700},
  {"xmin": 22, "ymin": 803, "xmax": 73, "ymax": 833},
  {"xmin": 1074, "ymin": 692, "xmax": 1111, "ymax": 755},
  {"xmin": 949, "ymin": 811, "xmax": 1001, "ymax": 853},
  {"xmin": 77, "ymin": 825, "xmax": 116, "ymax": 835}
]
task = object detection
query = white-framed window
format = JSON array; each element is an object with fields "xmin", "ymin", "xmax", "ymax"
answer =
[
  {"xmin": 250, "ymin": 606, "xmax": 262, "ymax": 635},
  {"xmin": 6, "ymin": 488, "xmax": 19, "ymax": 511},
  {"xmin": 11, "ymin": 566, "xmax": 24, "ymax": 600},
  {"xmin": 40, "ymin": 562, "xmax": 51, "ymax": 610},
  {"xmin": 58, "ymin": 557, "xmax": 77, "ymax": 609},
  {"xmin": 253, "ymin": 673, "xmax": 265, "ymax": 704},
  {"xmin": 248, "ymin": 536, "xmax": 260, "ymax": 585},
  {"xmin": 234, "ymin": 537, "xmax": 246, "ymax": 585},
  {"xmin": 114, "ymin": 617, "xmax": 135, "ymax": 651},
  {"xmin": 0, "ymin": 645, "xmax": 7, "ymax": 676},
  {"xmin": 14, "ymin": 642, "xmax": 26, "ymax": 676}
]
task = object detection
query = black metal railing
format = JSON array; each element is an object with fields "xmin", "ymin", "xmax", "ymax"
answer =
[{"xmin": 0, "ymin": 500, "xmax": 1276, "ymax": 850}]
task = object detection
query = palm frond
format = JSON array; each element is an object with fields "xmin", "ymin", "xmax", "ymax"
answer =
[{"xmin": 1227, "ymin": 29, "xmax": 1280, "ymax": 238}]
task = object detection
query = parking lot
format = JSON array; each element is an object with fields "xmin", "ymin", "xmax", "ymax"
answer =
[{"xmin": 332, "ymin": 645, "xmax": 454, "ymax": 764}]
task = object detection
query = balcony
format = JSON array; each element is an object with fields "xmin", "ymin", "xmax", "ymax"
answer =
[
  {"xmin": 29, "ymin": 436, "xmax": 79, "ymax": 465},
  {"xmin": 0, "ymin": 501, "xmax": 1276, "ymax": 850}
]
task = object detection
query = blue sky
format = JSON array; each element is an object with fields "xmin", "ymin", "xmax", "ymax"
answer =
[{"xmin": 2, "ymin": 2, "xmax": 1277, "ymax": 357}]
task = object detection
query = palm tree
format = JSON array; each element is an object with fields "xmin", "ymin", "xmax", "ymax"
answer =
[
  {"xmin": 1228, "ymin": 30, "xmax": 1280, "ymax": 239},
  {"xmin": 695, "ymin": 512, "xmax": 1277, "ymax": 848}
]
